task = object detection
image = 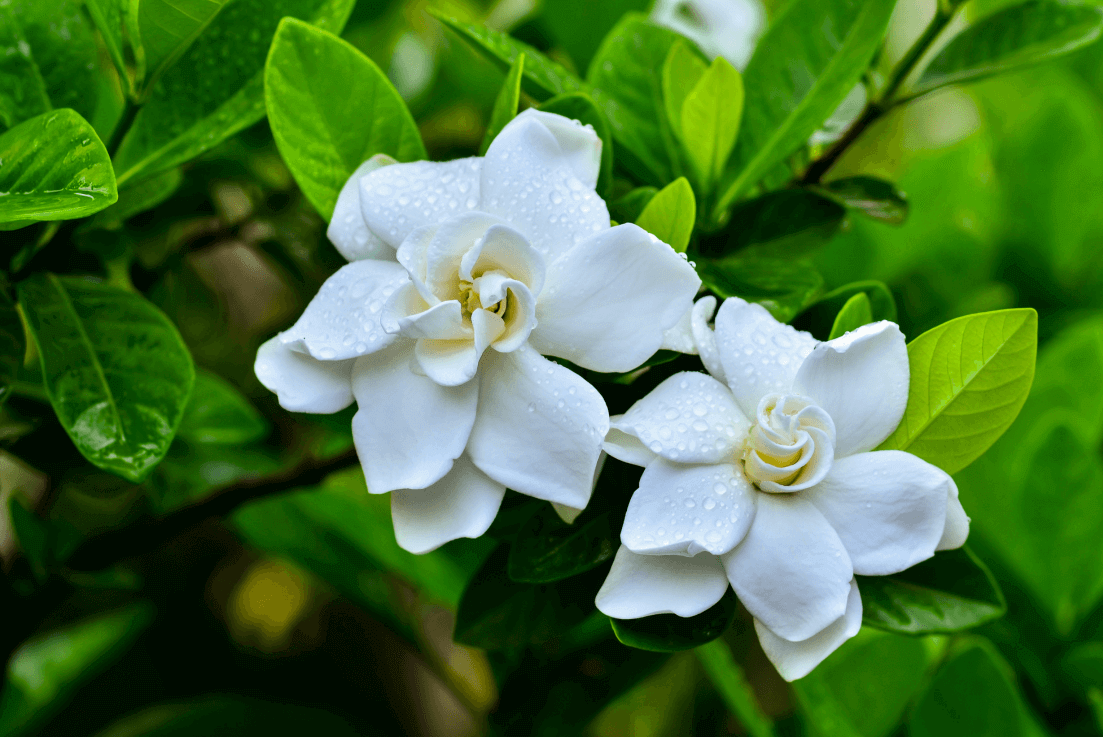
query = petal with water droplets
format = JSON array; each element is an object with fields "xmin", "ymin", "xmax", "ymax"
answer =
[
  {"xmin": 328, "ymin": 154, "xmax": 397, "ymax": 262},
  {"xmin": 255, "ymin": 337, "xmax": 353, "ymax": 414}
]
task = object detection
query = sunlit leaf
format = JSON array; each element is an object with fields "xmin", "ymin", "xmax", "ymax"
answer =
[
  {"xmin": 661, "ymin": 40, "xmax": 707, "ymax": 144},
  {"xmin": 480, "ymin": 52, "xmax": 524, "ymax": 155},
  {"xmin": 680, "ymin": 57, "xmax": 743, "ymax": 192},
  {"xmin": 828, "ymin": 292, "xmax": 873, "ymax": 340},
  {"xmin": 635, "ymin": 177, "xmax": 695, "ymax": 252}
]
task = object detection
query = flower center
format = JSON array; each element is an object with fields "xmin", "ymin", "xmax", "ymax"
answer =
[
  {"xmin": 741, "ymin": 393, "xmax": 835, "ymax": 493},
  {"xmin": 458, "ymin": 276, "xmax": 508, "ymax": 322}
]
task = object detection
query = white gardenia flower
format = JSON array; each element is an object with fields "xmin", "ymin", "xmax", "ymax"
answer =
[
  {"xmin": 595, "ymin": 296, "xmax": 970, "ymax": 681},
  {"xmin": 255, "ymin": 110, "xmax": 701, "ymax": 554}
]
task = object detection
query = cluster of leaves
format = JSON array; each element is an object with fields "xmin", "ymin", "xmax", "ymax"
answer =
[{"xmin": 0, "ymin": 0, "xmax": 1100, "ymax": 734}]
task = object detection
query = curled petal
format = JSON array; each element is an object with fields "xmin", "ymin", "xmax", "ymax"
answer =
[
  {"xmin": 595, "ymin": 545, "xmax": 729, "ymax": 619},
  {"xmin": 424, "ymin": 212, "xmax": 505, "ymax": 301},
  {"xmin": 460, "ymin": 223, "xmax": 545, "ymax": 295},
  {"xmin": 414, "ymin": 337, "xmax": 480, "ymax": 387},
  {"xmin": 755, "ymin": 579, "xmax": 862, "ymax": 681},
  {"xmin": 938, "ymin": 479, "xmax": 970, "ymax": 550},
  {"xmin": 477, "ymin": 276, "xmax": 536, "ymax": 353},
  {"xmin": 792, "ymin": 321, "xmax": 909, "ymax": 458},
  {"xmin": 255, "ymin": 337, "xmax": 353, "ymax": 414},
  {"xmin": 383, "ymin": 290, "xmax": 468, "ymax": 340},
  {"xmin": 692, "ymin": 297, "xmax": 726, "ymax": 383},
  {"xmin": 508, "ymin": 109, "xmax": 602, "ymax": 189},
  {"xmin": 328, "ymin": 154, "xmax": 396, "ymax": 262},
  {"xmin": 390, "ymin": 454, "xmax": 506, "ymax": 553},
  {"xmin": 660, "ymin": 303, "xmax": 697, "ymax": 354},
  {"xmin": 530, "ymin": 224, "xmax": 701, "ymax": 373}
]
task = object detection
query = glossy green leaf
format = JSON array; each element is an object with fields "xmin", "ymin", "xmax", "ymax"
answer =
[
  {"xmin": 828, "ymin": 292, "xmax": 873, "ymax": 340},
  {"xmin": 878, "ymin": 309, "xmax": 1038, "ymax": 474},
  {"xmin": 87, "ymin": 168, "xmax": 185, "ymax": 230},
  {"xmin": 858, "ymin": 547, "xmax": 1006, "ymax": 635},
  {"xmin": 0, "ymin": 291, "xmax": 22, "ymax": 404},
  {"xmin": 680, "ymin": 57, "xmax": 743, "ymax": 191},
  {"xmin": 697, "ymin": 190, "xmax": 845, "ymax": 259},
  {"xmin": 507, "ymin": 505, "xmax": 616, "ymax": 583},
  {"xmin": 817, "ymin": 176, "xmax": 908, "ymax": 225},
  {"xmin": 662, "ymin": 40, "xmax": 707, "ymax": 144},
  {"xmin": 542, "ymin": 0, "xmax": 651, "ymax": 72},
  {"xmin": 794, "ymin": 280, "xmax": 897, "ymax": 339},
  {"xmin": 137, "ymin": 0, "xmax": 231, "ymax": 97},
  {"xmin": 0, "ymin": 604, "xmax": 153, "ymax": 736},
  {"xmin": 266, "ymin": 18, "xmax": 426, "ymax": 220},
  {"xmin": 113, "ymin": 0, "xmax": 356, "ymax": 186},
  {"xmin": 539, "ymin": 92, "xmax": 615, "ymax": 198},
  {"xmin": 717, "ymin": 0, "xmax": 897, "ymax": 214},
  {"xmin": 433, "ymin": 14, "xmax": 584, "ymax": 101},
  {"xmin": 635, "ymin": 177, "xmax": 695, "ymax": 252},
  {"xmin": 910, "ymin": 640, "xmax": 1044, "ymax": 737},
  {"xmin": 83, "ymin": 0, "xmax": 131, "ymax": 94},
  {"xmin": 0, "ymin": 109, "xmax": 117, "ymax": 224},
  {"xmin": 916, "ymin": 1, "xmax": 1103, "ymax": 95},
  {"xmin": 177, "ymin": 369, "xmax": 267, "ymax": 445},
  {"xmin": 17, "ymin": 274, "xmax": 195, "ymax": 483},
  {"xmin": 610, "ymin": 588, "xmax": 738, "ymax": 652},
  {"xmin": 588, "ymin": 14, "xmax": 706, "ymax": 185},
  {"xmin": 480, "ymin": 52, "xmax": 524, "ymax": 155},
  {"xmin": 609, "ymin": 186, "xmax": 657, "ymax": 224},
  {"xmin": 0, "ymin": 7, "xmax": 50, "ymax": 129},
  {"xmin": 694, "ymin": 256, "xmax": 824, "ymax": 322},
  {"xmin": 696, "ymin": 639, "xmax": 776, "ymax": 737}
]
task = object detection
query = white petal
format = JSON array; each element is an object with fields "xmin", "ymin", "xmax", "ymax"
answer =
[
  {"xmin": 604, "ymin": 424, "xmax": 659, "ymax": 467},
  {"xmin": 359, "ymin": 157, "xmax": 482, "ymax": 249},
  {"xmin": 692, "ymin": 296, "xmax": 726, "ymax": 384},
  {"xmin": 255, "ymin": 337, "xmax": 353, "ymax": 413},
  {"xmin": 721, "ymin": 493, "xmax": 853, "ymax": 642},
  {"xmin": 280, "ymin": 260, "xmax": 408, "ymax": 360},
  {"xmin": 595, "ymin": 545, "xmax": 729, "ymax": 619},
  {"xmin": 425, "ymin": 212, "xmax": 504, "ymax": 300},
  {"xmin": 460, "ymin": 223, "xmax": 546, "ymax": 295},
  {"xmin": 327, "ymin": 154, "xmax": 397, "ymax": 262},
  {"xmin": 395, "ymin": 224, "xmax": 441, "ymax": 305},
  {"xmin": 474, "ymin": 274, "xmax": 537, "ymax": 352},
  {"xmin": 622, "ymin": 458, "xmax": 756, "ymax": 557},
  {"xmin": 351, "ymin": 343, "xmax": 478, "ymax": 493},
  {"xmin": 792, "ymin": 321, "xmax": 909, "ymax": 458},
  {"xmin": 467, "ymin": 346, "xmax": 609, "ymax": 508},
  {"xmin": 414, "ymin": 337, "xmax": 479, "ymax": 387},
  {"xmin": 390, "ymin": 453, "xmax": 506, "ymax": 553},
  {"xmin": 480, "ymin": 116, "xmax": 610, "ymax": 262},
  {"xmin": 755, "ymin": 579, "xmax": 862, "ymax": 681},
  {"xmin": 383, "ymin": 289, "xmax": 468, "ymax": 340},
  {"xmin": 806, "ymin": 451, "xmax": 949, "ymax": 576},
  {"xmin": 714, "ymin": 297, "xmax": 817, "ymax": 418},
  {"xmin": 529, "ymin": 224, "xmax": 701, "ymax": 373},
  {"xmin": 660, "ymin": 303, "xmax": 697, "ymax": 354},
  {"xmin": 937, "ymin": 479, "xmax": 970, "ymax": 550},
  {"xmin": 610, "ymin": 372, "xmax": 750, "ymax": 465},
  {"xmin": 508, "ymin": 109, "xmax": 602, "ymax": 189}
]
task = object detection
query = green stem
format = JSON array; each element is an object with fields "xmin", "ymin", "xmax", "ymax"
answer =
[
  {"xmin": 107, "ymin": 100, "xmax": 139, "ymax": 159},
  {"xmin": 695, "ymin": 639, "xmax": 776, "ymax": 737},
  {"xmin": 881, "ymin": 5, "xmax": 956, "ymax": 105}
]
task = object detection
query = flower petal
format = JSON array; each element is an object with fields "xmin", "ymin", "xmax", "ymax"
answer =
[
  {"xmin": 351, "ymin": 343, "xmax": 478, "ymax": 493},
  {"xmin": 937, "ymin": 479, "xmax": 970, "ymax": 550},
  {"xmin": 509, "ymin": 109, "xmax": 602, "ymax": 189},
  {"xmin": 327, "ymin": 154, "xmax": 396, "ymax": 262},
  {"xmin": 806, "ymin": 451, "xmax": 949, "ymax": 576},
  {"xmin": 792, "ymin": 321, "xmax": 909, "ymax": 458},
  {"xmin": 414, "ymin": 337, "xmax": 479, "ymax": 387},
  {"xmin": 714, "ymin": 297, "xmax": 818, "ymax": 417},
  {"xmin": 460, "ymin": 223, "xmax": 545, "ymax": 295},
  {"xmin": 660, "ymin": 303, "xmax": 697, "ymax": 354},
  {"xmin": 595, "ymin": 545, "xmax": 729, "ymax": 619},
  {"xmin": 477, "ymin": 277, "xmax": 536, "ymax": 353},
  {"xmin": 280, "ymin": 260, "xmax": 408, "ymax": 360},
  {"xmin": 255, "ymin": 337, "xmax": 353, "ymax": 413},
  {"xmin": 604, "ymin": 421, "xmax": 659, "ymax": 467},
  {"xmin": 721, "ymin": 493, "xmax": 853, "ymax": 642},
  {"xmin": 480, "ymin": 115, "xmax": 609, "ymax": 261},
  {"xmin": 359, "ymin": 157, "xmax": 482, "ymax": 249},
  {"xmin": 529, "ymin": 224, "xmax": 701, "ymax": 373},
  {"xmin": 467, "ymin": 346, "xmax": 609, "ymax": 508},
  {"xmin": 622, "ymin": 458, "xmax": 757, "ymax": 557},
  {"xmin": 383, "ymin": 289, "xmax": 469, "ymax": 340},
  {"xmin": 425, "ymin": 212, "xmax": 504, "ymax": 301},
  {"xmin": 692, "ymin": 296, "xmax": 726, "ymax": 384},
  {"xmin": 611, "ymin": 372, "xmax": 751, "ymax": 465},
  {"xmin": 390, "ymin": 453, "xmax": 506, "ymax": 553},
  {"xmin": 755, "ymin": 579, "xmax": 862, "ymax": 681}
]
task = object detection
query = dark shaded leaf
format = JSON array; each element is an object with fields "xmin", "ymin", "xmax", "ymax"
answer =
[
  {"xmin": 698, "ymin": 189, "xmax": 845, "ymax": 259},
  {"xmin": 0, "ymin": 7, "xmax": 50, "ymax": 129},
  {"xmin": 610, "ymin": 588, "xmax": 738, "ymax": 652},
  {"xmin": 816, "ymin": 176, "xmax": 908, "ymax": 225},
  {"xmin": 137, "ymin": 0, "xmax": 231, "ymax": 97},
  {"xmin": 694, "ymin": 256, "xmax": 824, "ymax": 322},
  {"xmin": 609, "ymin": 186, "xmax": 657, "ymax": 224},
  {"xmin": 0, "ymin": 290, "xmax": 22, "ymax": 404},
  {"xmin": 542, "ymin": 0, "xmax": 651, "ymax": 72},
  {"xmin": 177, "ymin": 369, "xmax": 267, "ymax": 445},
  {"xmin": 793, "ymin": 280, "xmax": 897, "ymax": 340},
  {"xmin": 508, "ymin": 505, "xmax": 616, "ymax": 583}
]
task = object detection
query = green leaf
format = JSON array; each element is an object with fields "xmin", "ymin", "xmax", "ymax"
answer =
[
  {"xmin": 0, "ymin": 291, "xmax": 22, "ymax": 404},
  {"xmin": 480, "ymin": 52, "xmax": 525, "ymax": 155},
  {"xmin": 910, "ymin": 639, "xmax": 1045, "ymax": 737},
  {"xmin": 17, "ymin": 274, "xmax": 196, "ymax": 483},
  {"xmin": 694, "ymin": 256, "xmax": 824, "ymax": 322},
  {"xmin": 113, "ymin": 0, "xmax": 356, "ymax": 186},
  {"xmin": 0, "ymin": 109, "xmax": 118, "ymax": 224},
  {"xmin": 0, "ymin": 604, "xmax": 154, "ymax": 736},
  {"xmin": 609, "ymin": 186, "xmax": 657, "ymax": 224},
  {"xmin": 507, "ymin": 505, "xmax": 616, "ymax": 583},
  {"xmin": 177, "ymin": 369, "xmax": 267, "ymax": 445},
  {"xmin": 816, "ymin": 176, "xmax": 908, "ymax": 225},
  {"xmin": 696, "ymin": 639, "xmax": 776, "ymax": 737},
  {"xmin": 148, "ymin": 442, "xmax": 281, "ymax": 514},
  {"xmin": 794, "ymin": 280, "xmax": 897, "ymax": 340},
  {"xmin": 265, "ymin": 17, "xmax": 426, "ymax": 220},
  {"xmin": 878, "ymin": 309, "xmax": 1038, "ymax": 475},
  {"xmin": 916, "ymin": 1, "xmax": 1103, "ymax": 95},
  {"xmin": 828, "ymin": 292, "xmax": 873, "ymax": 340},
  {"xmin": 9, "ymin": 497, "xmax": 48, "ymax": 577},
  {"xmin": 634, "ymin": 177, "xmax": 695, "ymax": 253},
  {"xmin": 539, "ymin": 92, "xmax": 615, "ymax": 198},
  {"xmin": 680, "ymin": 56, "xmax": 743, "ymax": 191},
  {"xmin": 542, "ymin": 0, "xmax": 651, "ymax": 72},
  {"xmin": 1063, "ymin": 642, "xmax": 1103, "ymax": 690},
  {"xmin": 697, "ymin": 190, "xmax": 845, "ymax": 259},
  {"xmin": 86, "ymin": 168, "xmax": 185, "ymax": 230},
  {"xmin": 137, "ymin": 0, "xmax": 231, "ymax": 97},
  {"xmin": 0, "ymin": 7, "xmax": 51, "ymax": 129},
  {"xmin": 588, "ymin": 14, "xmax": 706, "ymax": 185},
  {"xmin": 83, "ymin": 0, "xmax": 130, "ymax": 95},
  {"xmin": 432, "ymin": 14, "xmax": 584, "ymax": 101},
  {"xmin": 858, "ymin": 547, "xmax": 1006, "ymax": 635},
  {"xmin": 610, "ymin": 588, "xmax": 738, "ymax": 652},
  {"xmin": 716, "ymin": 0, "xmax": 897, "ymax": 213},
  {"xmin": 662, "ymin": 40, "xmax": 707, "ymax": 144}
]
